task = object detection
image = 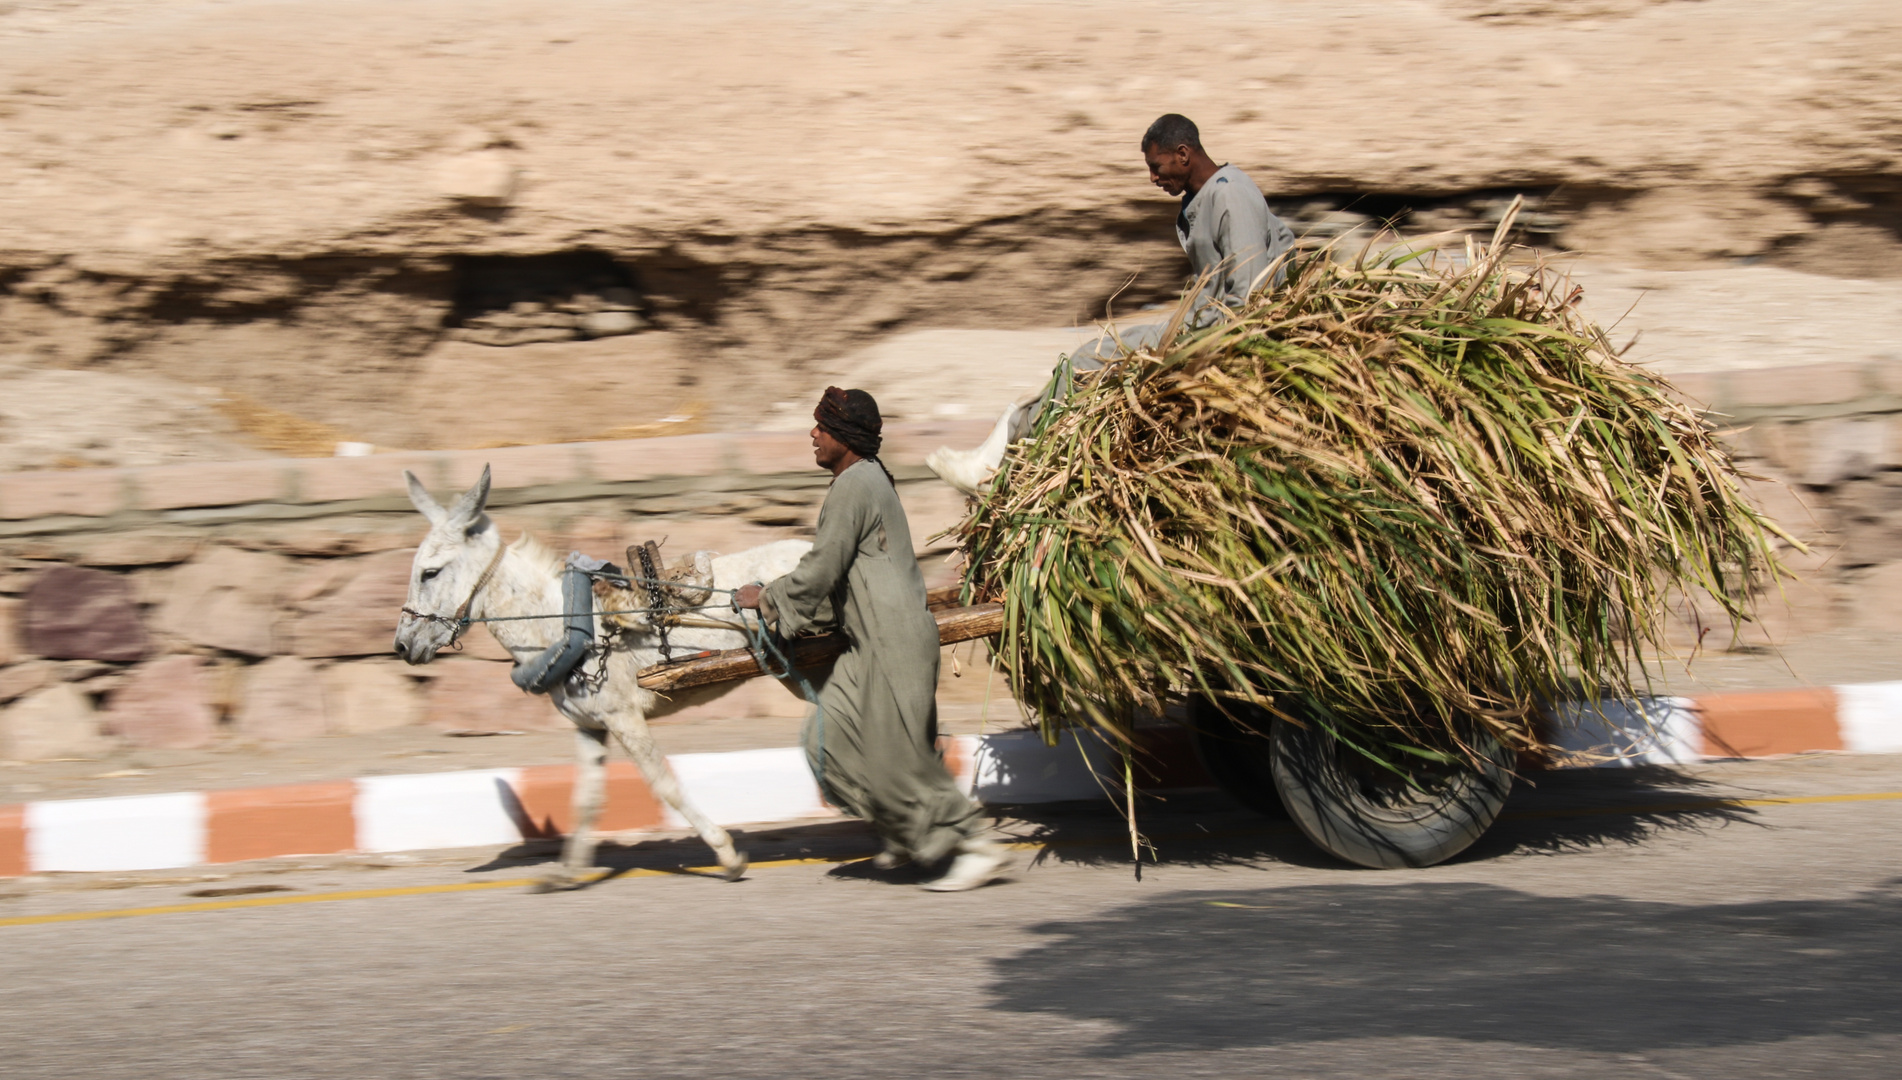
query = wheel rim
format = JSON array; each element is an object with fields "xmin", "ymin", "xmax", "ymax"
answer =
[{"xmin": 1272, "ymin": 705, "xmax": 1514, "ymax": 868}]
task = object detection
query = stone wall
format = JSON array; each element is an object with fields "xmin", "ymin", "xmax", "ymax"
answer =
[
  {"xmin": 1667, "ymin": 362, "xmax": 1902, "ymax": 649},
  {"xmin": 0, "ymin": 423, "xmax": 983, "ymax": 762},
  {"xmin": 5, "ymin": 363, "xmax": 1901, "ymax": 764}
]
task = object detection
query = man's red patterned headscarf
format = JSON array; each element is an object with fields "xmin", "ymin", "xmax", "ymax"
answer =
[{"xmin": 814, "ymin": 386, "xmax": 883, "ymax": 459}]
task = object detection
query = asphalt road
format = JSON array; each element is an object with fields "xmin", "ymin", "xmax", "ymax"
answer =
[{"xmin": 4, "ymin": 755, "xmax": 1901, "ymax": 1079}]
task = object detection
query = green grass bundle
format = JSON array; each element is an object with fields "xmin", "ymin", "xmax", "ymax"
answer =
[{"xmin": 955, "ymin": 233, "xmax": 1790, "ymax": 764}]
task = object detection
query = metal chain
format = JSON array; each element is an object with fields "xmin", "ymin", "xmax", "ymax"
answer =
[
  {"xmin": 572, "ymin": 639, "xmax": 613, "ymax": 694},
  {"xmin": 635, "ymin": 544, "xmax": 676, "ymax": 664}
]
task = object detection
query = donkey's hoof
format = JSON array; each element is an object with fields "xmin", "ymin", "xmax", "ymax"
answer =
[
  {"xmin": 720, "ymin": 852, "xmax": 750, "ymax": 882},
  {"xmin": 530, "ymin": 872, "xmax": 583, "ymax": 893}
]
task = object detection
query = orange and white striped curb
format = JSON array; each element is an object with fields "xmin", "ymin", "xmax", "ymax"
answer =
[
  {"xmin": 1546, "ymin": 683, "xmax": 1902, "ymax": 765},
  {"xmin": 0, "ymin": 729, "xmax": 1193, "ymax": 878},
  {"xmin": 3, "ymin": 684, "xmax": 1900, "ymax": 877}
]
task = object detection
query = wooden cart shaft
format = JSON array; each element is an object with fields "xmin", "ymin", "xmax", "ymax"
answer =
[{"xmin": 634, "ymin": 587, "xmax": 1002, "ymax": 693}]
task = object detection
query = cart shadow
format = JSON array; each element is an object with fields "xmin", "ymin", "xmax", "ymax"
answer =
[
  {"xmin": 986, "ymin": 877, "xmax": 1902, "ymax": 1056},
  {"xmin": 995, "ymin": 791, "xmax": 1344, "ymax": 872},
  {"xmin": 989, "ymin": 764, "xmax": 1762, "ymax": 872},
  {"xmin": 1452, "ymin": 762, "xmax": 1763, "ymax": 863}
]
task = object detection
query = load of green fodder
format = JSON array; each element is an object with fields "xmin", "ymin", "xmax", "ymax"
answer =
[{"xmin": 954, "ymin": 229, "xmax": 1793, "ymax": 767}]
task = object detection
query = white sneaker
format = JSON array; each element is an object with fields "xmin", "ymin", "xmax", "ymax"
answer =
[
  {"xmin": 872, "ymin": 844, "xmax": 908, "ymax": 870},
  {"xmin": 920, "ymin": 839, "xmax": 1014, "ymax": 892}
]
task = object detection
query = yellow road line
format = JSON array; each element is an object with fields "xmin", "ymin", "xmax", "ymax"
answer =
[
  {"xmin": 0, "ymin": 856, "xmax": 840, "ymax": 929},
  {"xmin": 5, "ymin": 790, "xmax": 1900, "ymax": 930}
]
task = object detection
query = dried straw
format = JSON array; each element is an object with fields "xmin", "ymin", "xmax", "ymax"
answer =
[{"xmin": 954, "ymin": 221, "xmax": 1791, "ymax": 767}]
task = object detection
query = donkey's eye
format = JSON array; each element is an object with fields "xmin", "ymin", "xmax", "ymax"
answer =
[{"xmin": 420, "ymin": 567, "xmax": 442, "ymax": 582}]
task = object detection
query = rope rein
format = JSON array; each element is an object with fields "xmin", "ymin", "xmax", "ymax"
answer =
[
  {"xmin": 732, "ymin": 586, "xmax": 833, "ymax": 805},
  {"xmin": 397, "ymin": 540, "xmax": 508, "ymax": 650},
  {"xmin": 402, "ymin": 564, "xmax": 743, "ymax": 630}
]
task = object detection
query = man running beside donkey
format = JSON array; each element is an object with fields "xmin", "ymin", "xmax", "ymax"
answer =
[{"xmin": 736, "ymin": 387, "xmax": 1013, "ymax": 892}]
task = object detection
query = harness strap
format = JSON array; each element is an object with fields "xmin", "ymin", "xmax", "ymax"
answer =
[
  {"xmin": 452, "ymin": 541, "xmax": 510, "ymax": 639},
  {"xmin": 401, "ymin": 542, "xmax": 510, "ymax": 647}
]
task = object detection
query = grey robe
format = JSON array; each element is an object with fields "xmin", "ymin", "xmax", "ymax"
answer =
[
  {"xmin": 762, "ymin": 459, "xmax": 980, "ymax": 863},
  {"xmin": 1032, "ymin": 163, "xmax": 1292, "ymax": 420},
  {"xmin": 1176, "ymin": 163, "xmax": 1295, "ymax": 320}
]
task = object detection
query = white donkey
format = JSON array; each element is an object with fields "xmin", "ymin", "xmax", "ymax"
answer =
[{"xmin": 393, "ymin": 465, "xmax": 810, "ymax": 889}]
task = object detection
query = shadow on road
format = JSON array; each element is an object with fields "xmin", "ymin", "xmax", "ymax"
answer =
[
  {"xmin": 997, "ymin": 765, "xmax": 1763, "ymax": 872},
  {"xmin": 463, "ymin": 765, "xmax": 1768, "ymax": 883},
  {"xmin": 987, "ymin": 879, "xmax": 1902, "ymax": 1055},
  {"xmin": 463, "ymin": 819, "xmax": 885, "ymax": 882},
  {"xmin": 1457, "ymin": 763, "xmax": 1761, "ymax": 862}
]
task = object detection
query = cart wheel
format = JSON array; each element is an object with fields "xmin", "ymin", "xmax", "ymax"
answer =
[
  {"xmin": 1270, "ymin": 708, "xmax": 1513, "ymax": 869},
  {"xmin": 1187, "ymin": 697, "xmax": 1288, "ymax": 818}
]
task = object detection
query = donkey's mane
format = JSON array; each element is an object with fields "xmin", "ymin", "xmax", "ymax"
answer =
[{"xmin": 508, "ymin": 531, "xmax": 564, "ymax": 578}]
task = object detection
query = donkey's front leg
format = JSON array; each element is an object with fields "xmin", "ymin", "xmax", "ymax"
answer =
[
  {"xmin": 535, "ymin": 727, "xmax": 611, "ymax": 892},
  {"xmin": 602, "ymin": 709, "xmax": 748, "ymax": 881}
]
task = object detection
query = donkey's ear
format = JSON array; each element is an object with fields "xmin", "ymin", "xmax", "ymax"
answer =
[
  {"xmin": 405, "ymin": 470, "xmax": 447, "ymax": 526},
  {"xmin": 446, "ymin": 464, "xmax": 493, "ymax": 530}
]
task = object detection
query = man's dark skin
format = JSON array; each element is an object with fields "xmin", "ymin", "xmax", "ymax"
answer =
[
  {"xmin": 734, "ymin": 425, "xmax": 860, "ymax": 611},
  {"xmin": 1144, "ymin": 139, "xmax": 1222, "ymax": 199}
]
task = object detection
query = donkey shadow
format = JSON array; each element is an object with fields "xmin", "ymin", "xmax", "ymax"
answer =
[{"xmin": 465, "ymin": 808, "xmax": 884, "ymax": 884}]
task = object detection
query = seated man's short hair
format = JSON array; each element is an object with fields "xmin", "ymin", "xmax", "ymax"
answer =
[{"xmin": 1142, "ymin": 113, "xmax": 1203, "ymax": 153}]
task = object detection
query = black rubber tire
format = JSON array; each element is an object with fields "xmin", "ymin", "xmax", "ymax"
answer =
[
  {"xmin": 1187, "ymin": 697, "xmax": 1289, "ymax": 819},
  {"xmin": 1270, "ymin": 708, "xmax": 1514, "ymax": 869}
]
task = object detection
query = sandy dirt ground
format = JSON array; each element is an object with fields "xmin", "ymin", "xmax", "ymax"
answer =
[
  {"xmin": 0, "ymin": 0, "xmax": 1898, "ymax": 455},
  {"xmin": 767, "ymin": 259, "xmax": 1902, "ymax": 433}
]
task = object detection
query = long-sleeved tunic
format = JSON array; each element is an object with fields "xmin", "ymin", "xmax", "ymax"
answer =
[
  {"xmin": 761, "ymin": 459, "xmax": 980, "ymax": 863},
  {"xmin": 1040, "ymin": 164, "xmax": 1293, "ymax": 407},
  {"xmin": 1176, "ymin": 163, "xmax": 1295, "ymax": 320}
]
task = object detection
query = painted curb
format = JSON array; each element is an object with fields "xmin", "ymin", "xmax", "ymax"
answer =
[{"xmin": 4, "ymin": 683, "xmax": 1901, "ymax": 876}]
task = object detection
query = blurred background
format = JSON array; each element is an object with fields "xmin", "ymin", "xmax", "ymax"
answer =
[{"xmin": 1, "ymin": 0, "xmax": 1899, "ymax": 794}]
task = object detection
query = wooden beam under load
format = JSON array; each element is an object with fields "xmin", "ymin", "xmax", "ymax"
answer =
[
  {"xmin": 636, "ymin": 601, "xmax": 1004, "ymax": 693},
  {"xmin": 925, "ymin": 585, "xmax": 965, "ymax": 611}
]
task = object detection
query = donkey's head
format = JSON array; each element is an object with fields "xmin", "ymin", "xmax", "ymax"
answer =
[{"xmin": 394, "ymin": 465, "xmax": 497, "ymax": 665}]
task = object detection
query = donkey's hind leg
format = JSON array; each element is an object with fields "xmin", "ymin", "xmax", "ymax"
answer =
[
  {"xmin": 602, "ymin": 709, "xmax": 748, "ymax": 881},
  {"xmin": 535, "ymin": 727, "xmax": 611, "ymax": 892}
]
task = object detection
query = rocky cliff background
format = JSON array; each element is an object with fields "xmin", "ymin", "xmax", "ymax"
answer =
[
  {"xmin": 3, "ymin": 0, "xmax": 1902, "ymax": 778},
  {"xmin": 1, "ymin": 0, "xmax": 1897, "ymax": 457}
]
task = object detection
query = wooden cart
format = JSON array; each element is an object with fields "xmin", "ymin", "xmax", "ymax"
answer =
[{"xmin": 636, "ymin": 587, "xmax": 1513, "ymax": 871}]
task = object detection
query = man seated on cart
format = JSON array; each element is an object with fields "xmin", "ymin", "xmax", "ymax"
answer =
[
  {"xmin": 736, "ymin": 387, "xmax": 1014, "ymax": 892},
  {"xmin": 927, "ymin": 112, "xmax": 1296, "ymax": 494}
]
